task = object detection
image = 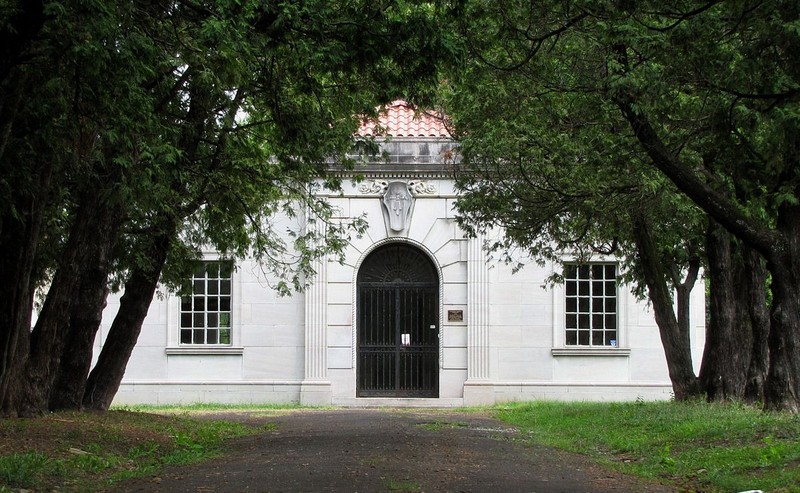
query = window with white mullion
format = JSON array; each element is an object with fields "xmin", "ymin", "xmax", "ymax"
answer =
[
  {"xmin": 180, "ymin": 261, "xmax": 232, "ymax": 345},
  {"xmin": 565, "ymin": 263, "xmax": 617, "ymax": 347}
]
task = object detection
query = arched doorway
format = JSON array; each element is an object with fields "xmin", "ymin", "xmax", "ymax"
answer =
[{"xmin": 357, "ymin": 243, "xmax": 439, "ymax": 397}]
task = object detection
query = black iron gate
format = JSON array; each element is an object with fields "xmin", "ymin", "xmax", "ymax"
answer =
[{"xmin": 357, "ymin": 244, "xmax": 439, "ymax": 398}]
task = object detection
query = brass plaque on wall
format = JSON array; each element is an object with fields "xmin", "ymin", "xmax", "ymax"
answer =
[{"xmin": 447, "ymin": 310, "xmax": 464, "ymax": 322}]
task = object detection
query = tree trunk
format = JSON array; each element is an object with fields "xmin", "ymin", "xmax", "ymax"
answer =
[
  {"xmin": 764, "ymin": 267, "xmax": 800, "ymax": 411},
  {"xmin": 0, "ymin": 161, "xmax": 53, "ymax": 417},
  {"xmin": 21, "ymin": 219, "xmax": 86, "ymax": 414},
  {"xmin": 763, "ymin": 204, "xmax": 800, "ymax": 412},
  {"xmin": 19, "ymin": 182, "xmax": 123, "ymax": 414},
  {"xmin": 675, "ymin": 283, "xmax": 692, "ymax": 344},
  {"xmin": 630, "ymin": 209, "xmax": 702, "ymax": 400},
  {"xmin": 616, "ymin": 94, "xmax": 800, "ymax": 410},
  {"xmin": 700, "ymin": 221, "xmax": 751, "ymax": 401},
  {"xmin": 674, "ymin": 256, "xmax": 699, "ymax": 355},
  {"xmin": 48, "ymin": 194, "xmax": 122, "ymax": 411},
  {"xmin": 82, "ymin": 224, "xmax": 175, "ymax": 410},
  {"xmin": 743, "ymin": 246, "xmax": 770, "ymax": 403},
  {"xmin": 0, "ymin": 214, "xmax": 37, "ymax": 415}
]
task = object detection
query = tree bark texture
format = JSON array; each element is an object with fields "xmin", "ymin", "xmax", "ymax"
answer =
[
  {"xmin": 0, "ymin": 161, "xmax": 53, "ymax": 416},
  {"xmin": 630, "ymin": 210, "xmax": 702, "ymax": 400},
  {"xmin": 82, "ymin": 223, "xmax": 175, "ymax": 411},
  {"xmin": 19, "ymin": 182, "xmax": 124, "ymax": 414},
  {"xmin": 0, "ymin": 215, "xmax": 37, "ymax": 415},
  {"xmin": 0, "ymin": 5, "xmax": 52, "ymax": 415},
  {"xmin": 48, "ymin": 192, "xmax": 123, "ymax": 411},
  {"xmin": 763, "ymin": 204, "xmax": 800, "ymax": 412},
  {"xmin": 700, "ymin": 222, "xmax": 751, "ymax": 401},
  {"xmin": 674, "ymin": 257, "xmax": 699, "ymax": 357},
  {"xmin": 742, "ymin": 246, "xmax": 770, "ymax": 403}
]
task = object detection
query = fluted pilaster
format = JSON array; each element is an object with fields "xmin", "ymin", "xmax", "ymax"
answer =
[
  {"xmin": 303, "ymin": 254, "xmax": 327, "ymax": 380},
  {"xmin": 467, "ymin": 234, "xmax": 490, "ymax": 380},
  {"xmin": 301, "ymin": 246, "xmax": 331, "ymax": 405}
]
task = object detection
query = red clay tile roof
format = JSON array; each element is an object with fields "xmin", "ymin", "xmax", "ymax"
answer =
[{"xmin": 358, "ymin": 100, "xmax": 450, "ymax": 138}]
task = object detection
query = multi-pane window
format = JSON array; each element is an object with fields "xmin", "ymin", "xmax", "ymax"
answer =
[
  {"xmin": 565, "ymin": 264, "xmax": 617, "ymax": 346},
  {"xmin": 180, "ymin": 262, "xmax": 232, "ymax": 345}
]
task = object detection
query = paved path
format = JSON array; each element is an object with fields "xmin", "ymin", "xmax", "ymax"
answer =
[{"xmin": 118, "ymin": 409, "xmax": 674, "ymax": 493}]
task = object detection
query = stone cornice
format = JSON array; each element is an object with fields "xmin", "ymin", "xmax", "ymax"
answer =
[{"xmin": 329, "ymin": 166, "xmax": 453, "ymax": 180}]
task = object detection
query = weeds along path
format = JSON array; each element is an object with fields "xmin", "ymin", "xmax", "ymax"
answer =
[{"xmin": 116, "ymin": 408, "xmax": 673, "ymax": 493}]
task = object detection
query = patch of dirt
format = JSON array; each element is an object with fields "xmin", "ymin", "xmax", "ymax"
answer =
[
  {"xmin": 116, "ymin": 409, "xmax": 677, "ymax": 493},
  {"xmin": 0, "ymin": 410, "xmax": 177, "ymax": 460},
  {"xmin": 0, "ymin": 410, "xmax": 218, "ymax": 492}
]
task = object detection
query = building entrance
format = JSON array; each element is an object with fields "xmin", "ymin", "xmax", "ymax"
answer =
[{"xmin": 356, "ymin": 243, "xmax": 439, "ymax": 397}]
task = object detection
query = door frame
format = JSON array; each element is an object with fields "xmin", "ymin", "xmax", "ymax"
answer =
[{"xmin": 354, "ymin": 240, "xmax": 442, "ymax": 398}]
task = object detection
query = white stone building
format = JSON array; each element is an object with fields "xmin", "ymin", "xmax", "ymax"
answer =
[{"xmin": 105, "ymin": 102, "xmax": 705, "ymax": 407}]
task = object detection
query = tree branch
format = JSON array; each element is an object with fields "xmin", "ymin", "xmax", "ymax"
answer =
[{"xmin": 613, "ymin": 91, "xmax": 781, "ymax": 259}]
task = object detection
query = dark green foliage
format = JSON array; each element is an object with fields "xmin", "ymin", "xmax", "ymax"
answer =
[
  {"xmin": 0, "ymin": 0, "xmax": 453, "ymax": 415},
  {"xmin": 443, "ymin": 1, "xmax": 799, "ymax": 408}
]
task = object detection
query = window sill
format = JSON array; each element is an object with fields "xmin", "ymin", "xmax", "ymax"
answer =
[
  {"xmin": 551, "ymin": 347, "xmax": 631, "ymax": 357},
  {"xmin": 166, "ymin": 346, "xmax": 244, "ymax": 356}
]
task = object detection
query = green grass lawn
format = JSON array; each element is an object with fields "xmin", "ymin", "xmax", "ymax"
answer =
[{"xmin": 493, "ymin": 400, "xmax": 800, "ymax": 493}]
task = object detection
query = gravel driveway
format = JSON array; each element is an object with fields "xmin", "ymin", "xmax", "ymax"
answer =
[{"xmin": 117, "ymin": 408, "xmax": 674, "ymax": 493}]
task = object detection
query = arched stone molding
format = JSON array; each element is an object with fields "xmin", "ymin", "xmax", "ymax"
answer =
[{"xmin": 350, "ymin": 237, "xmax": 445, "ymax": 370}]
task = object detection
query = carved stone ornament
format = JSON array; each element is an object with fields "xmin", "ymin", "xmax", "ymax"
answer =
[
  {"xmin": 408, "ymin": 180, "xmax": 437, "ymax": 195},
  {"xmin": 382, "ymin": 181, "xmax": 414, "ymax": 233},
  {"xmin": 358, "ymin": 180, "xmax": 388, "ymax": 194},
  {"xmin": 358, "ymin": 179, "xmax": 436, "ymax": 196}
]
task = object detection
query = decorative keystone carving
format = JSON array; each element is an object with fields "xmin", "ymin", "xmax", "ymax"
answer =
[
  {"xmin": 358, "ymin": 179, "xmax": 437, "ymax": 233},
  {"xmin": 382, "ymin": 181, "xmax": 413, "ymax": 233}
]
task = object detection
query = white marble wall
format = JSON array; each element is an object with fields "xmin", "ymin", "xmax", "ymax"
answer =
[{"xmin": 106, "ymin": 176, "xmax": 706, "ymax": 406}]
